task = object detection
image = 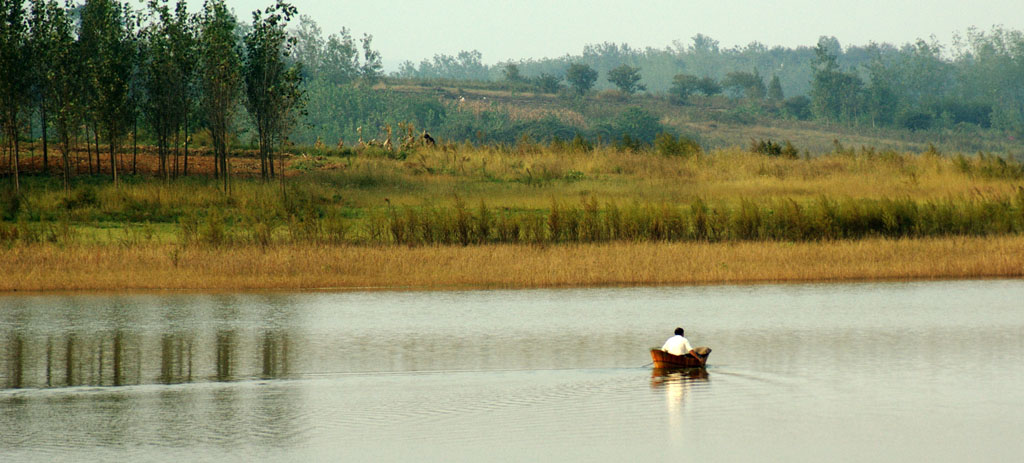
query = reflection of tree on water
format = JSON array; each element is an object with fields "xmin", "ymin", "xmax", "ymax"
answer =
[
  {"xmin": 216, "ymin": 330, "xmax": 236, "ymax": 381},
  {"xmin": 8, "ymin": 334, "xmax": 23, "ymax": 389},
  {"xmin": 113, "ymin": 330, "xmax": 124, "ymax": 386},
  {"xmin": 44, "ymin": 337, "xmax": 55, "ymax": 387},
  {"xmin": 2, "ymin": 326, "xmax": 294, "ymax": 389},
  {"xmin": 260, "ymin": 331, "xmax": 290, "ymax": 379},
  {"xmin": 161, "ymin": 333, "xmax": 194, "ymax": 384},
  {"xmin": 65, "ymin": 334, "xmax": 77, "ymax": 387}
]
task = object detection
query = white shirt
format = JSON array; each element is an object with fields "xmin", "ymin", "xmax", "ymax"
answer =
[{"xmin": 661, "ymin": 335, "xmax": 693, "ymax": 356}]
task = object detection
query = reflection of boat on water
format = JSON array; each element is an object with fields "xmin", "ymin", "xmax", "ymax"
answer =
[
  {"xmin": 650, "ymin": 365, "xmax": 709, "ymax": 421},
  {"xmin": 651, "ymin": 367, "xmax": 709, "ymax": 381},
  {"xmin": 650, "ymin": 347, "xmax": 711, "ymax": 369}
]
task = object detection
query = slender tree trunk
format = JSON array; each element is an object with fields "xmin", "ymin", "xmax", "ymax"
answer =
[
  {"xmin": 27, "ymin": 118, "xmax": 34, "ymax": 163},
  {"xmin": 173, "ymin": 130, "xmax": 179, "ymax": 178},
  {"xmin": 91, "ymin": 127, "xmax": 97, "ymax": 174},
  {"xmin": 62, "ymin": 151, "xmax": 70, "ymax": 194},
  {"xmin": 162, "ymin": 137, "xmax": 169, "ymax": 181},
  {"xmin": 158, "ymin": 129, "xmax": 165, "ymax": 179},
  {"xmin": 61, "ymin": 135, "xmax": 71, "ymax": 195},
  {"xmin": 14, "ymin": 133, "xmax": 21, "ymax": 195},
  {"xmin": 226, "ymin": 152, "xmax": 230, "ymax": 195},
  {"xmin": 269, "ymin": 143, "xmax": 275, "ymax": 178},
  {"xmin": 93, "ymin": 127, "xmax": 100, "ymax": 175},
  {"xmin": 73, "ymin": 133, "xmax": 80, "ymax": 176},
  {"xmin": 110, "ymin": 136, "xmax": 118, "ymax": 187},
  {"xmin": 260, "ymin": 146, "xmax": 266, "ymax": 180},
  {"xmin": 85, "ymin": 127, "xmax": 92, "ymax": 174},
  {"xmin": 183, "ymin": 115, "xmax": 189, "ymax": 176},
  {"xmin": 164, "ymin": 136, "xmax": 170, "ymax": 181},
  {"xmin": 41, "ymin": 106, "xmax": 48, "ymax": 173},
  {"xmin": 132, "ymin": 117, "xmax": 137, "ymax": 175},
  {"xmin": 157, "ymin": 138, "xmax": 163, "ymax": 179},
  {"xmin": 258, "ymin": 125, "xmax": 267, "ymax": 180},
  {"xmin": 213, "ymin": 130, "xmax": 219, "ymax": 180},
  {"xmin": 221, "ymin": 143, "xmax": 228, "ymax": 193},
  {"xmin": 278, "ymin": 144, "xmax": 285, "ymax": 194}
]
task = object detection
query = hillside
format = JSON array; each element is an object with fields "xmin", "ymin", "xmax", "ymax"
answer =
[{"xmin": 372, "ymin": 80, "xmax": 1020, "ymax": 156}]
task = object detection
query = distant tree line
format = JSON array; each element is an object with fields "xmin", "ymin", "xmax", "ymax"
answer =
[
  {"xmin": 0, "ymin": 0, "xmax": 306, "ymax": 194},
  {"xmin": 394, "ymin": 31, "xmax": 1024, "ymax": 134}
]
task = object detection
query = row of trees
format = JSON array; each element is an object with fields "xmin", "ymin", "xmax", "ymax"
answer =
[
  {"xmin": 0, "ymin": 0, "xmax": 307, "ymax": 195},
  {"xmin": 501, "ymin": 62, "xmax": 649, "ymax": 96},
  {"xmin": 396, "ymin": 37, "xmax": 842, "ymax": 96}
]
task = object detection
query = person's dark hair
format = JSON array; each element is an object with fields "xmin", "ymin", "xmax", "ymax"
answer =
[{"xmin": 674, "ymin": 327, "xmax": 684, "ymax": 336}]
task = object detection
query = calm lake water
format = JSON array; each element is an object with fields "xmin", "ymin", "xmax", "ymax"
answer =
[{"xmin": 2, "ymin": 280, "xmax": 1023, "ymax": 462}]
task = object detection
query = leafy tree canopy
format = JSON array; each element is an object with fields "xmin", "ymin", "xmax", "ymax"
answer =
[
  {"xmin": 566, "ymin": 62, "xmax": 597, "ymax": 96},
  {"xmin": 607, "ymin": 64, "xmax": 645, "ymax": 94}
]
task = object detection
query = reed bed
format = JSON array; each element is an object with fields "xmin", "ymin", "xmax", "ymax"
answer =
[
  {"xmin": 6, "ymin": 192, "xmax": 1023, "ymax": 248},
  {"xmin": 8, "ymin": 146, "xmax": 1022, "ymax": 219},
  {"xmin": 377, "ymin": 192, "xmax": 1024, "ymax": 246},
  {"xmin": 2, "ymin": 236, "xmax": 1023, "ymax": 291}
]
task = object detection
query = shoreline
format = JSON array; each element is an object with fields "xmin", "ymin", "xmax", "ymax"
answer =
[
  {"xmin": 3, "ymin": 236, "xmax": 1023, "ymax": 293},
  {"xmin": 0, "ymin": 275, "xmax": 1017, "ymax": 297}
]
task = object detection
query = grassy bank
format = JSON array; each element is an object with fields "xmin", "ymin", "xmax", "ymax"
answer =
[
  {"xmin": 4, "ymin": 146, "xmax": 1024, "ymax": 246},
  {"xmin": 2, "ymin": 236, "xmax": 1023, "ymax": 292}
]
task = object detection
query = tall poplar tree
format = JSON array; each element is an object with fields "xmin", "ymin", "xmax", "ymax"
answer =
[
  {"xmin": 0, "ymin": 0, "xmax": 28, "ymax": 194},
  {"xmin": 28, "ymin": 0, "xmax": 65, "ymax": 173},
  {"xmin": 79, "ymin": 0, "xmax": 136, "ymax": 186},
  {"xmin": 169, "ymin": 1, "xmax": 197, "ymax": 176},
  {"xmin": 41, "ymin": 0, "xmax": 79, "ymax": 193},
  {"xmin": 243, "ymin": 0, "xmax": 304, "ymax": 180},
  {"xmin": 198, "ymin": 0, "xmax": 241, "ymax": 192},
  {"xmin": 141, "ymin": 0, "xmax": 187, "ymax": 179}
]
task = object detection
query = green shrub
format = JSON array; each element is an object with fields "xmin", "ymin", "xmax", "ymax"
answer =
[
  {"xmin": 750, "ymin": 139, "xmax": 798, "ymax": 159},
  {"xmin": 178, "ymin": 211, "xmax": 200, "ymax": 246},
  {"xmin": 655, "ymin": 133, "xmax": 702, "ymax": 158},
  {"xmin": 200, "ymin": 209, "xmax": 229, "ymax": 246},
  {"xmin": 1, "ymin": 189, "xmax": 20, "ymax": 220},
  {"xmin": 496, "ymin": 209, "xmax": 521, "ymax": 243},
  {"xmin": 547, "ymin": 200, "xmax": 564, "ymax": 242},
  {"xmin": 476, "ymin": 200, "xmax": 493, "ymax": 244}
]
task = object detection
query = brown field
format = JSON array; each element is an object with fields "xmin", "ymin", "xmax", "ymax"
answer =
[
  {"xmin": 2, "ymin": 236, "xmax": 1023, "ymax": 292},
  {"xmin": 9, "ymin": 143, "xmax": 276, "ymax": 177}
]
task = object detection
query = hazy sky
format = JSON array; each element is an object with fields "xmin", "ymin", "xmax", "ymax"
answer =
[{"xmin": 218, "ymin": 0, "xmax": 1024, "ymax": 69}]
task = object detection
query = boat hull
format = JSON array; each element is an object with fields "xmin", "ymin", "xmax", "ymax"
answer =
[{"xmin": 650, "ymin": 347, "xmax": 711, "ymax": 369}]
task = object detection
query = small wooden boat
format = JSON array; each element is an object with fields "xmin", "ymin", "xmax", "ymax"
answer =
[{"xmin": 650, "ymin": 346, "xmax": 711, "ymax": 369}]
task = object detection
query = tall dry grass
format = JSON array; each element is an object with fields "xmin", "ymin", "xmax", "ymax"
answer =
[
  {"xmin": 4, "ymin": 146, "xmax": 1023, "ymax": 249},
  {"xmin": 11, "ymin": 145, "xmax": 1021, "ymax": 217},
  {"xmin": 2, "ymin": 236, "xmax": 1023, "ymax": 291}
]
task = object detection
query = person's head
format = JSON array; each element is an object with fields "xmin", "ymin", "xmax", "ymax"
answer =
[{"xmin": 674, "ymin": 327, "xmax": 684, "ymax": 336}]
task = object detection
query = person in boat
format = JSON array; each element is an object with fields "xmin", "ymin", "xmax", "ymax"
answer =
[{"xmin": 661, "ymin": 327, "xmax": 694, "ymax": 356}]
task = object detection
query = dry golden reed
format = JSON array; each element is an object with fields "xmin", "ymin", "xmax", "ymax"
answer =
[{"xmin": 3, "ymin": 236, "xmax": 1023, "ymax": 292}]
